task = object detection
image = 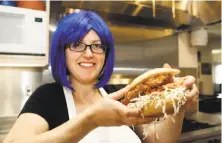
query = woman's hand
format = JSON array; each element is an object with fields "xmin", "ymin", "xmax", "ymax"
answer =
[
  {"xmin": 163, "ymin": 63, "xmax": 199, "ymax": 111},
  {"xmin": 181, "ymin": 76, "xmax": 199, "ymax": 112},
  {"xmin": 89, "ymin": 86, "xmax": 154, "ymax": 127}
]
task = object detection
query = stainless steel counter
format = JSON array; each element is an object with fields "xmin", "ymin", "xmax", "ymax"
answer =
[
  {"xmin": 185, "ymin": 112, "xmax": 221, "ymax": 126},
  {"xmin": 179, "ymin": 126, "xmax": 221, "ymax": 143},
  {"xmin": 180, "ymin": 111, "xmax": 221, "ymax": 143},
  {"xmin": 0, "ymin": 116, "xmax": 17, "ymax": 134},
  {"xmin": 0, "ymin": 116, "xmax": 17, "ymax": 142}
]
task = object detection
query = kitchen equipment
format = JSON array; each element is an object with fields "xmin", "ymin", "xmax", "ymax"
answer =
[
  {"xmin": 0, "ymin": 5, "xmax": 47, "ymax": 55},
  {"xmin": 17, "ymin": 1, "xmax": 45, "ymax": 11}
]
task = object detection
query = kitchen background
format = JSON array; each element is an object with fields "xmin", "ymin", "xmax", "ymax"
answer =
[{"xmin": 0, "ymin": 1, "xmax": 221, "ymax": 143}]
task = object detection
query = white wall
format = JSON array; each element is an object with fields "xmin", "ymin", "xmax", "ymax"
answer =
[
  {"xmin": 197, "ymin": 36, "xmax": 221, "ymax": 95},
  {"xmin": 212, "ymin": 53, "xmax": 221, "ymax": 64},
  {"xmin": 178, "ymin": 32, "xmax": 198, "ymax": 68}
]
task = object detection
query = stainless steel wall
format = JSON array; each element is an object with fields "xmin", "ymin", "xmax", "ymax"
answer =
[
  {"xmin": 114, "ymin": 35, "xmax": 179, "ymax": 69},
  {"xmin": 0, "ymin": 67, "xmax": 43, "ymax": 117}
]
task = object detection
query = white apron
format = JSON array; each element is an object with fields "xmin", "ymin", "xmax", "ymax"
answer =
[{"xmin": 63, "ymin": 87, "xmax": 141, "ymax": 143}]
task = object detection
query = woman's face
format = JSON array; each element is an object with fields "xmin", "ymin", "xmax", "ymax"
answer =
[{"xmin": 65, "ymin": 30, "xmax": 106, "ymax": 84}]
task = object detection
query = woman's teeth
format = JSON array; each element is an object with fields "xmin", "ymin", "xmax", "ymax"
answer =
[{"xmin": 79, "ymin": 63, "xmax": 95, "ymax": 67}]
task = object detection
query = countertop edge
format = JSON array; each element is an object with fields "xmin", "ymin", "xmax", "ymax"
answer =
[{"xmin": 179, "ymin": 125, "xmax": 221, "ymax": 143}]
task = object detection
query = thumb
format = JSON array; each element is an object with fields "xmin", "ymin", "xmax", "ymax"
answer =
[
  {"xmin": 109, "ymin": 85, "xmax": 130, "ymax": 100},
  {"xmin": 182, "ymin": 76, "xmax": 196, "ymax": 88}
]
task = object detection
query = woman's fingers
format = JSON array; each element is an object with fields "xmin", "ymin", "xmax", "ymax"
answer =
[
  {"xmin": 125, "ymin": 117, "xmax": 154, "ymax": 126},
  {"xmin": 183, "ymin": 76, "xmax": 196, "ymax": 88},
  {"xmin": 115, "ymin": 101, "xmax": 141, "ymax": 118},
  {"xmin": 109, "ymin": 85, "xmax": 130, "ymax": 100},
  {"xmin": 163, "ymin": 63, "xmax": 171, "ymax": 68},
  {"xmin": 181, "ymin": 76, "xmax": 199, "ymax": 101},
  {"xmin": 122, "ymin": 108, "xmax": 141, "ymax": 118},
  {"xmin": 118, "ymin": 103, "xmax": 155, "ymax": 125},
  {"xmin": 186, "ymin": 84, "xmax": 199, "ymax": 101}
]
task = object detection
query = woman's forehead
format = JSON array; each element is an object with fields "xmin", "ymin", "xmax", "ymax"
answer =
[{"xmin": 80, "ymin": 30, "xmax": 101, "ymax": 43}]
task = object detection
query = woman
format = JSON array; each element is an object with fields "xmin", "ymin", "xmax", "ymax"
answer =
[{"xmin": 4, "ymin": 10, "xmax": 198, "ymax": 143}]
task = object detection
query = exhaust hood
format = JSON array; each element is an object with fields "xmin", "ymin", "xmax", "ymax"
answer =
[
  {"xmin": 58, "ymin": 1, "xmax": 221, "ymax": 43},
  {"xmin": 62, "ymin": 1, "xmax": 220, "ymax": 27}
]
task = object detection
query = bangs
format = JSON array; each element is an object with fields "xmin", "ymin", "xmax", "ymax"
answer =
[{"xmin": 61, "ymin": 11, "xmax": 109, "ymax": 48}]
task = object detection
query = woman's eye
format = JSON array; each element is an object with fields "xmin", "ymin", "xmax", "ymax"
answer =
[
  {"xmin": 77, "ymin": 43, "xmax": 85, "ymax": 48},
  {"xmin": 92, "ymin": 44, "xmax": 100, "ymax": 48}
]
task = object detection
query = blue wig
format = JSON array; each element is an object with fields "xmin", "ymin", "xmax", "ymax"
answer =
[{"xmin": 50, "ymin": 10, "xmax": 115, "ymax": 91}]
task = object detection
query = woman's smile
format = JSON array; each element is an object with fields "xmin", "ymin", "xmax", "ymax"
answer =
[{"xmin": 78, "ymin": 62, "xmax": 96, "ymax": 69}]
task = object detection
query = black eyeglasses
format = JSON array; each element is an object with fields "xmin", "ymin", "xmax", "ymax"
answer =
[{"xmin": 68, "ymin": 42, "xmax": 107, "ymax": 54}]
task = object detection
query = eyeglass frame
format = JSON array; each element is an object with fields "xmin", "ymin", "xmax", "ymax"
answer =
[{"xmin": 67, "ymin": 42, "xmax": 107, "ymax": 54}]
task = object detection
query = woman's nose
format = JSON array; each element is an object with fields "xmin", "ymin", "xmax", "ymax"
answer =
[{"xmin": 82, "ymin": 46, "xmax": 94, "ymax": 58}]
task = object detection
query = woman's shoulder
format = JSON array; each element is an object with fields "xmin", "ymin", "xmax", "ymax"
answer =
[
  {"xmin": 20, "ymin": 82, "xmax": 69, "ymax": 129},
  {"xmin": 34, "ymin": 82, "xmax": 63, "ymax": 96},
  {"xmin": 27, "ymin": 82, "xmax": 64, "ymax": 103},
  {"xmin": 38, "ymin": 82, "xmax": 62, "ymax": 91}
]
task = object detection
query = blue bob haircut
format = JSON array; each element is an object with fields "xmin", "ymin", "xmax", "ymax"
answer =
[{"xmin": 50, "ymin": 10, "xmax": 115, "ymax": 91}]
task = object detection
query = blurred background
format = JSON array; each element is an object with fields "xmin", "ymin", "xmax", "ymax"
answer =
[{"xmin": 0, "ymin": 0, "xmax": 221, "ymax": 142}]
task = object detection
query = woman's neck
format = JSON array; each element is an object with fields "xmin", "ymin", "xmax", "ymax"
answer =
[{"xmin": 70, "ymin": 79, "xmax": 100, "ymax": 101}]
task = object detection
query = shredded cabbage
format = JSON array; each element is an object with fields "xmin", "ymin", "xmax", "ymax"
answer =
[{"xmin": 127, "ymin": 87, "xmax": 190, "ymax": 140}]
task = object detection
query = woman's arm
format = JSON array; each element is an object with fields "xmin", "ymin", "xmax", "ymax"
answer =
[
  {"xmin": 4, "ymin": 87, "xmax": 154, "ymax": 143},
  {"xmin": 135, "ymin": 111, "xmax": 185, "ymax": 143},
  {"xmin": 4, "ymin": 107, "xmax": 97, "ymax": 143}
]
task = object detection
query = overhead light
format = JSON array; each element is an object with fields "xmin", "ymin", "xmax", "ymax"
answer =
[
  {"xmin": 49, "ymin": 25, "xmax": 57, "ymax": 32},
  {"xmin": 152, "ymin": 0, "xmax": 156, "ymax": 17},
  {"xmin": 69, "ymin": 8, "xmax": 74, "ymax": 13},
  {"xmin": 69, "ymin": 8, "xmax": 80, "ymax": 13},
  {"xmin": 74, "ymin": 9, "xmax": 80, "ymax": 13},
  {"xmin": 212, "ymin": 49, "xmax": 221, "ymax": 54},
  {"xmin": 172, "ymin": 0, "xmax": 176, "ymax": 18}
]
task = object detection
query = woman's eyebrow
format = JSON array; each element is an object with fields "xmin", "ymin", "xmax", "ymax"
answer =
[
  {"xmin": 92, "ymin": 40, "xmax": 101, "ymax": 43},
  {"xmin": 80, "ymin": 40, "xmax": 101, "ymax": 43}
]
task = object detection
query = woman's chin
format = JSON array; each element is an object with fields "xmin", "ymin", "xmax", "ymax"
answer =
[
  {"xmin": 70, "ymin": 74, "xmax": 98, "ymax": 85},
  {"xmin": 79, "ymin": 77, "xmax": 97, "ymax": 84}
]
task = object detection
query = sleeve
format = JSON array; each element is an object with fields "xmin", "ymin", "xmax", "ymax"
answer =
[{"xmin": 19, "ymin": 84, "xmax": 52, "ymax": 125}]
